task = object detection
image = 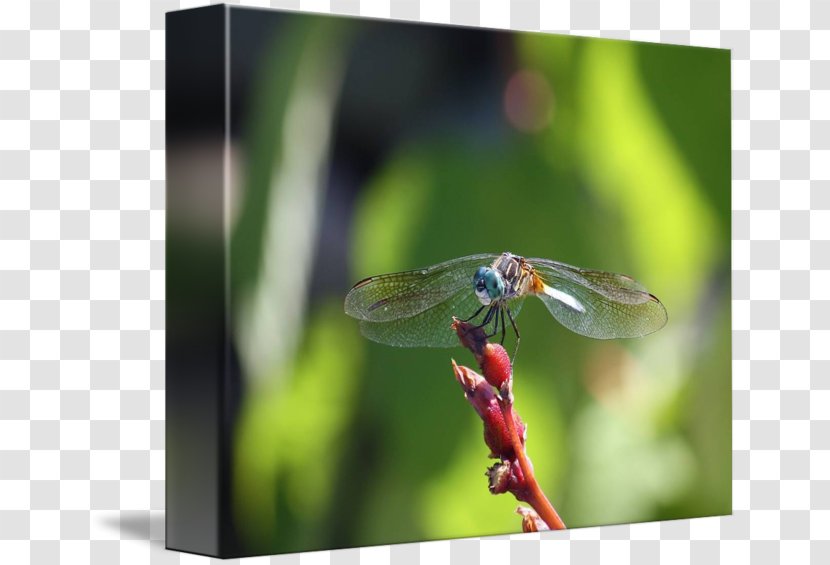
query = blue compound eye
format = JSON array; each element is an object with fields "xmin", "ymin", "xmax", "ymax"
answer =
[
  {"xmin": 473, "ymin": 267, "xmax": 504, "ymax": 305},
  {"xmin": 474, "ymin": 267, "xmax": 488, "ymax": 290},
  {"xmin": 484, "ymin": 270, "xmax": 503, "ymax": 296}
]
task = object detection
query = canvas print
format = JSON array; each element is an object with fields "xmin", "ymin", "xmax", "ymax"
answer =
[{"xmin": 166, "ymin": 5, "xmax": 731, "ymax": 558}]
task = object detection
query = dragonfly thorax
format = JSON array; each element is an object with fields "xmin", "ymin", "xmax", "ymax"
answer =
[
  {"xmin": 473, "ymin": 266, "xmax": 505, "ymax": 305},
  {"xmin": 492, "ymin": 252, "xmax": 535, "ymax": 298}
]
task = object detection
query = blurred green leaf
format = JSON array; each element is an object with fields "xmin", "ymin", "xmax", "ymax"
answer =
[{"xmin": 233, "ymin": 303, "xmax": 363, "ymax": 552}]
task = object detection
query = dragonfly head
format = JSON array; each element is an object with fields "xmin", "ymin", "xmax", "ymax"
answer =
[{"xmin": 473, "ymin": 266, "xmax": 505, "ymax": 305}]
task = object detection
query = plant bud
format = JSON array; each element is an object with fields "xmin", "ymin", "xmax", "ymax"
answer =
[
  {"xmin": 487, "ymin": 460, "xmax": 527, "ymax": 496},
  {"xmin": 516, "ymin": 507, "xmax": 549, "ymax": 532},
  {"xmin": 453, "ymin": 362, "xmax": 512, "ymax": 458},
  {"xmin": 452, "ymin": 361, "xmax": 526, "ymax": 460},
  {"xmin": 480, "ymin": 343, "xmax": 512, "ymax": 389},
  {"xmin": 486, "ymin": 461, "xmax": 512, "ymax": 494}
]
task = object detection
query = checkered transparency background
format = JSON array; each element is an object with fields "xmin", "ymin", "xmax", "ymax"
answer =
[{"xmin": 0, "ymin": 0, "xmax": 825, "ymax": 563}]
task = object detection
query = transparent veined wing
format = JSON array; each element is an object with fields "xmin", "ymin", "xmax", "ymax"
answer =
[
  {"xmin": 359, "ymin": 290, "xmax": 526, "ymax": 348},
  {"xmin": 344, "ymin": 253, "xmax": 499, "ymax": 322},
  {"xmin": 527, "ymin": 258, "xmax": 668, "ymax": 339}
]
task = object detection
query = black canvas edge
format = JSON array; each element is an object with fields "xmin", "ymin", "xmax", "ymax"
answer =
[{"xmin": 165, "ymin": 4, "xmax": 228, "ymax": 558}]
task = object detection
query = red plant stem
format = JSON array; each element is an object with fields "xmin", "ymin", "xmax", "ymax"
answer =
[{"xmin": 501, "ymin": 396, "xmax": 566, "ymax": 530}]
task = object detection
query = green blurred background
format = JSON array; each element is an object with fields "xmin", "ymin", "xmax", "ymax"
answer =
[{"xmin": 225, "ymin": 10, "xmax": 730, "ymax": 554}]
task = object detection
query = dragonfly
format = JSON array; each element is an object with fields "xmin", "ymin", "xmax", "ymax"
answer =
[{"xmin": 344, "ymin": 252, "xmax": 667, "ymax": 350}]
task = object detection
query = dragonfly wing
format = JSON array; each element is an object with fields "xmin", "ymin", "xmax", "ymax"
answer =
[
  {"xmin": 359, "ymin": 290, "xmax": 528, "ymax": 348},
  {"xmin": 344, "ymin": 253, "xmax": 499, "ymax": 322},
  {"xmin": 357, "ymin": 284, "xmax": 484, "ymax": 347},
  {"xmin": 528, "ymin": 258, "xmax": 667, "ymax": 339}
]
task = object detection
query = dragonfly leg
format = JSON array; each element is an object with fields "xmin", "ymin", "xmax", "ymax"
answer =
[
  {"xmin": 485, "ymin": 307, "xmax": 501, "ymax": 339},
  {"xmin": 499, "ymin": 305, "xmax": 507, "ymax": 345},
  {"xmin": 506, "ymin": 305, "xmax": 520, "ymax": 361},
  {"xmin": 461, "ymin": 304, "xmax": 486, "ymax": 323},
  {"xmin": 475, "ymin": 304, "xmax": 497, "ymax": 333}
]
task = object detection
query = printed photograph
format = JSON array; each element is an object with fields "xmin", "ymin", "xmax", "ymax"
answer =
[{"xmin": 167, "ymin": 6, "xmax": 731, "ymax": 556}]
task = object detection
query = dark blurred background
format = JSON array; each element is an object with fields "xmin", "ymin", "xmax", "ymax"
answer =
[{"xmin": 170, "ymin": 6, "xmax": 731, "ymax": 555}]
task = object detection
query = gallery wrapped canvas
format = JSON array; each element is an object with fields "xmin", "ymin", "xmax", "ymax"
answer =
[{"xmin": 166, "ymin": 5, "xmax": 731, "ymax": 558}]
